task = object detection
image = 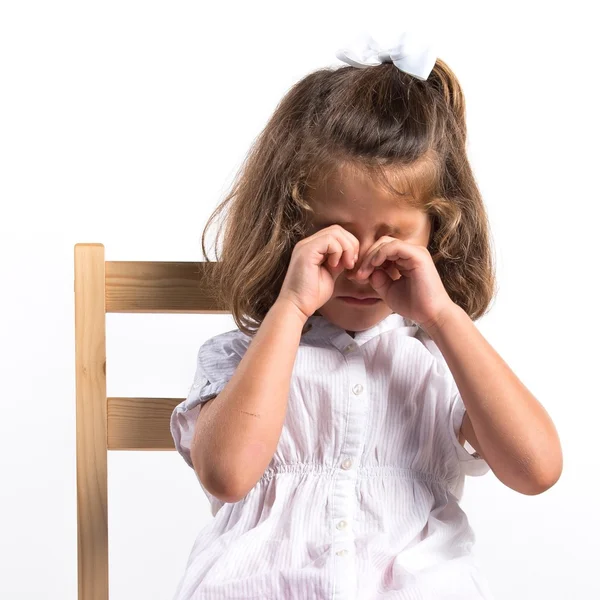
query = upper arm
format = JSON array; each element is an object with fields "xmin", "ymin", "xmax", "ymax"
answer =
[
  {"xmin": 199, "ymin": 395, "xmax": 217, "ymax": 418},
  {"xmin": 170, "ymin": 330, "xmax": 246, "ymax": 470},
  {"xmin": 191, "ymin": 396, "xmax": 217, "ymax": 475},
  {"xmin": 191, "ymin": 395, "xmax": 242, "ymax": 502}
]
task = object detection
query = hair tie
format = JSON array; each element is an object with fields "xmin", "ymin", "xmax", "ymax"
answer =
[{"xmin": 335, "ymin": 30, "xmax": 437, "ymax": 81}]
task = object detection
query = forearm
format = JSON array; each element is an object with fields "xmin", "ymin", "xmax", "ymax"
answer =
[
  {"xmin": 422, "ymin": 304, "xmax": 562, "ymax": 494},
  {"xmin": 192, "ymin": 298, "xmax": 307, "ymax": 499}
]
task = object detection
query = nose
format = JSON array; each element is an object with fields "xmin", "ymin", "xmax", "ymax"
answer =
[
  {"xmin": 345, "ymin": 252, "xmax": 370, "ymax": 282},
  {"xmin": 342, "ymin": 236, "xmax": 377, "ymax": 279},
  {"xmin": 346, "ymin": 266, "xmax": 362, "ymax": 282}
]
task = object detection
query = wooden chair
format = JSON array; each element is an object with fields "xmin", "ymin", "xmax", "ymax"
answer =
[{"xmin": 74, "ymin": 243, "xmax": 224, "ymax": 600}]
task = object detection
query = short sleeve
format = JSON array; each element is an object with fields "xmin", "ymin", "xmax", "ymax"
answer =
[
  {"xmin": 170, "ymin": 330, "xmax": 248, "ymax": 469},
  {"xmin": 449, "ymin": 391, "xmax": 491, "ymax": 477}
]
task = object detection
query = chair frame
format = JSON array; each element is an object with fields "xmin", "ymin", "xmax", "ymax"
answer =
[{"xmin": 74, "ymin": 243, "xmax": 224, "ymax": 600}]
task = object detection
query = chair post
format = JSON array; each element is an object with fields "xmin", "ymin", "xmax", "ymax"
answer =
[{"xmin": 74, "ymin": 243, "xmax": 109, "ymax": 600}]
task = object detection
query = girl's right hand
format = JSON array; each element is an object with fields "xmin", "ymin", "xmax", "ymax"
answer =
[{"xmin": 277, "ymin": 225, "xmax": 360, "ymax": 320}]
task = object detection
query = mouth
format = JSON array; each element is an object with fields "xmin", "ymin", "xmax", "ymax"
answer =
[{"xmin": 338, "ymin": 296, "xmax": 381, "ymax": 306}]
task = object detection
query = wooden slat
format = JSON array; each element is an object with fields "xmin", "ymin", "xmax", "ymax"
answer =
[
  {"xmin": 74, "ymin": 243, "xmax": 109, "ymax": 600},
  {"xmin": 105, "ymin": 260, "xmax": 227, "ymax": 313},
  {"xmin": 75, "ymin": 243, "xmax": 230, "ymax": 599},
  {"xmin": 107, "ymin": 397, "xmax": 182, "ymax": 450}
]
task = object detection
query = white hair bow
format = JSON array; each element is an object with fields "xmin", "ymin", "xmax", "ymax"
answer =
[{"xmin": 335, "ymin": 30, "xmax": 437, "ymax": 81}]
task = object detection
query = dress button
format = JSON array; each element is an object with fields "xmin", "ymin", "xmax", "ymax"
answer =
[
  {"xmin": 341, "ymin": 458, "xmax": 353, "ymax": 470},
  {"xmin": 352, "ymin": 383, "xmax": 363, "ymax": 395},
  {"xmin": 336, "ymin": 549, "xmax": 349, "ymax": 556},
  {"xmin": 192, "ymin": 382, "xmax": 200, "ymax": 389},
  {"xmin": 336, "ymin": 520, "xmax": 348, "ymax": 530},
  {"xmin": 343, "ymin": 343, "xmax": 355, "ymax": 354}
]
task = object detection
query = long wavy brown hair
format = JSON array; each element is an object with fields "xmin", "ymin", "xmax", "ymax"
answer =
[{"xmin": 198, "ymin": 58, "xmax": 497, "ymax": 337}]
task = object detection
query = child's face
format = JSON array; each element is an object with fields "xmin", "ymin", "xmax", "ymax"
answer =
[{"xmin": 307, "ymin": 165, "xmax": 432, "ymax": 334}]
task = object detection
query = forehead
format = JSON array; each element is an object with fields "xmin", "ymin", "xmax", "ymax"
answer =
[{"xmin": 308, "ymin": 164, "xmax": 422, "ymax": 221}]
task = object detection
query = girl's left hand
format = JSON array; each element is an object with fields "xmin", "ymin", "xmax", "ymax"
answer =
[{"xmin": 354, "ymin": 236, "xmax": 455, "ymax": 330}]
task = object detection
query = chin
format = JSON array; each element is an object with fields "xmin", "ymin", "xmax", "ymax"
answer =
[{"xmin": 317, "ymin": 300, "xmax": 393, "ymax": 330}]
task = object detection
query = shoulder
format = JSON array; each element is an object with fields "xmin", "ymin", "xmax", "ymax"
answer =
[
  {"xmin": 413, "ymin": 327, "xmax": 442, "ymax": 358},
  {"xmin": 195, "ymin": 328, "xmax": 252, "ymax": 364},
  {"xmin": 202, "ymin": 327, "xmax": 251, "ymax": 348},
  {"xmin": 412, "ymin": 327, "xmax": 452, "ymax": 374}
]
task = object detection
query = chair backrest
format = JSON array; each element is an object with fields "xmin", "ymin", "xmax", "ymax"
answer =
[{"xmin": 74, "ymin": 243, "xmax": 225, "ymax": 600}]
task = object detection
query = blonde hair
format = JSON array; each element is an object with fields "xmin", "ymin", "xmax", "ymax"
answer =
[{"xmin": 199, "ymin": 59, "xmax": 498, "ymax": 337}]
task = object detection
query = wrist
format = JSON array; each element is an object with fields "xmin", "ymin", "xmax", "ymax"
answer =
[
  {"xmin": 420, "ymin": 302, "xmax": 462, "ymax": 337},
  {"xmin": 272, "ymin": 297, "xmax": 310, "ymax": 326}
]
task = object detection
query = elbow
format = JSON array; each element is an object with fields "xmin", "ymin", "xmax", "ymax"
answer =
[
  {"xmin": 516, "ymin": 455, "xmax": 563, "ymax": 496},
  {"xmin": 530, "ymin": 441, "xmax": 564, "ymax": 495},
  {"xmin": 495, "ymin": 446, "xmax": 563, "ymax": 496},
  {"xmin": 200, "ymin": 469, "xmax": 249, "ymax": 504},
  {"xmin": 529, "ymin": 461, "xmax": 563, "ymax": 496},
  {"xmin": 503, "ymin": 470, "xmax": 560, "ymax": 496},
  {"xmin": 526, "ymin": 421, "xmax": 564, "ymax": 495},
  {"xmin": 191, "ymin": 443, "xmax": 250, "ymax": 504}
]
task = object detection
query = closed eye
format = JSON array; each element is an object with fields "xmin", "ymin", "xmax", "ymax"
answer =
[{"xmin": 314, "ymin": 222, "xmax": 405, "ymax": 236}]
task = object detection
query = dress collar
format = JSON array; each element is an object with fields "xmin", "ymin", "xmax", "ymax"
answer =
[{"xmin": 301, "ymin": 311, "xmax": 421, "ymax": 351}]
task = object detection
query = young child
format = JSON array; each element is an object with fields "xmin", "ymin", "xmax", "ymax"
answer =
[{"xmin": 170, "ymin": 30, "xmax": 562, "ymax": 600}]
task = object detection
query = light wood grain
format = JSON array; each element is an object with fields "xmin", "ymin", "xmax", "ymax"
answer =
[
  {"xmin": 74, "ymin": 243, "xmax": 224, "ymax": 599},
  {"xmin": 105, "ymin": 259, "xmax": 225, "ymax": 313},
  {"xmin": 74, "ymin": 243, "xmax": 109, "ymax": 600},
  {"xmin": 107, "ymin": 397, "xmax": 181, "ymax": 450}
]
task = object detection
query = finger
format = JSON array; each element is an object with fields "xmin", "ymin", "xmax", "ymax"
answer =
[
  {"xmin": 328, "ymin": 229, "xmax": 358, "ymax": 269},
  {"xmin": 359, "ymin": 239, "xmax": 389, "ymax": 271},
  {"xmin": 327, "ymin": 237, "xmax": 344, "ymax": 268},
  {"xmin": 310, "ymin": 231, "xmax": 343, "ymax": 269},
  {"xmin": 371, "ymin": 241, "xmax": 417, "ymax": 267},
  {"xmin": 359, "ymin": 235, "xmax": 411, "ymax": 269},
  {"xmin": 315, "ymin": 225, "xmax": 359, "ymax": 269},
  {"xmin": 359, "ymin": 239, "xmax": 394, "ymax": 272},
  {"xmin": 332, "ymin": 225, "xmax": 360, "ymax": 268},
  {"xmin": 384, "ymin": 263, "xmax": 402, "ymax": 280},
  {"xmin": 358, "ymin": 247, "xmax": 414, "ymax": 281}
]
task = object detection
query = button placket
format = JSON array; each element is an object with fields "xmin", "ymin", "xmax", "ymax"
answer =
[{"xmin": 330, "ymin": 331, "xmax": 369, "ymax": 596}]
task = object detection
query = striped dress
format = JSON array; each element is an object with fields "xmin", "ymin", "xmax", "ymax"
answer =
[{"xmin": 170, "ymin": 312, "xmax": 495, "ymax": 599}]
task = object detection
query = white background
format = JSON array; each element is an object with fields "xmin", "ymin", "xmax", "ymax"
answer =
[{"xmin": 1, "ymin": 1, "xmax": 598, "ymax": 599}]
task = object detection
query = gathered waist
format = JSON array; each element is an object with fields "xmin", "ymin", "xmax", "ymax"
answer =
[{"xmin": 257, "ymin": 462, "xmax": 451, "ymax": 485}]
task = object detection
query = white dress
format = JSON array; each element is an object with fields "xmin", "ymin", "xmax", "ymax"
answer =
[{"xmin": 170, "ymin": 312, "xmax": 495, "ymax": 599}]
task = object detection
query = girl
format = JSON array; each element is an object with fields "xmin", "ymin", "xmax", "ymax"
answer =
[{"xmin": 170, "ymin": 31, "xmax": 562, "ymax": 600}]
